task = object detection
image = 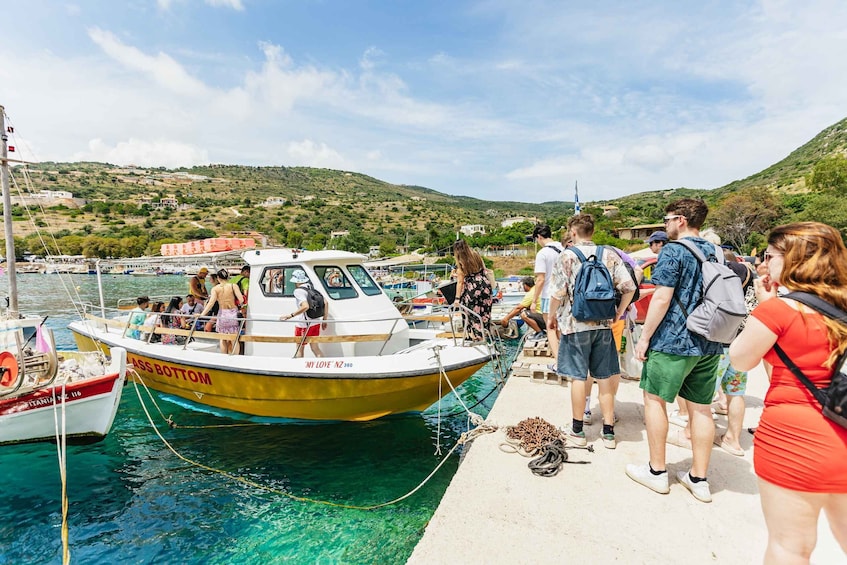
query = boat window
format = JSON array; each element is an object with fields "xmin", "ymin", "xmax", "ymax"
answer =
[
  {"xmin": 314, "ymin": 266, "xmax": 358, "ymax": 300},
  {"xmin": 259, "ymin": 266, "xmax": 310, "ymax": 297},
  {"xmin": 346, "ymin": 265, "xmax": 382, "ymax": 296}
]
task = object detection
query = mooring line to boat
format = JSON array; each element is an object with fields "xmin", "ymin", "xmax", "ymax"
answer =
[
  {"xmin": 130, "ymin": 370, "xmax": 496, "ymax": 510},
  {"xmin": 133, "ymin": 371, "xmax": 269, "ymax": 430},
  {"xmin": 51, "ymin": 379, "xmax": 71, "ymax": 565}
]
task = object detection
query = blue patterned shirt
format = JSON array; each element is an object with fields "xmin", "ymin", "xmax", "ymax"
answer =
[{"xmin": 648, "ymin": 237, "xmax": 723, "ymax": 356}]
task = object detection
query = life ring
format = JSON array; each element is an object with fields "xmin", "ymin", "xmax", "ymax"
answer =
[{"xmin": 0, "ymin": 351, "xmax": 19, "ymax": 387}]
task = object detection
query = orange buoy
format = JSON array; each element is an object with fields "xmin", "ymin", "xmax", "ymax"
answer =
[{"xmin": 0, "ymin": 351, "xmax": 18, "ymax": 387}]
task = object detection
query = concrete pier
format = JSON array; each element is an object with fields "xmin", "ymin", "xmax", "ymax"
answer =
[{"xmin": 408, "ymin": 342, "xmax": 842, "ymax": 564}]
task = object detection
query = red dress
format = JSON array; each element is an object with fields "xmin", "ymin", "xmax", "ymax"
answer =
[{"xmin": 752, "ymin": 297, "xmax": 847, "ymax": 492}]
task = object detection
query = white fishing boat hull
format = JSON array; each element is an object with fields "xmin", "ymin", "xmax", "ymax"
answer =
[{"xmin": 0, "ymin": 349, "xmax": 127, "ymax": 446}]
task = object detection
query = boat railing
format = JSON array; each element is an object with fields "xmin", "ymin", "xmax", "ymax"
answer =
[
  {"xmin": 80, "ymin": 305, "xmax": 479, "ymax": 357},
  {"xmin": 115, "ymin": 295, "xmax": 179, "ymax": 311}
]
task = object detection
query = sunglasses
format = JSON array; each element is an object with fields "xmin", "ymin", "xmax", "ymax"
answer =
[
  {"xmin": 663, "ymin": 214, "xmax": 684, "ymax": 224},
  {"xmin": 764, "ymin": 251, "xmax": 782, "ymax": 262}
]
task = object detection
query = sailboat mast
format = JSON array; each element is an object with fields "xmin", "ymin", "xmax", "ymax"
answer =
[{"xmin": 1, "ymin": 105, "xmax": 20, "ymax": 316}]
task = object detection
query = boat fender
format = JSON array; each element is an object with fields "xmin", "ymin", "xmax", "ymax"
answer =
[{"xmin": 0, "ymin": 351, "xmax": 19, "ymax": 387}]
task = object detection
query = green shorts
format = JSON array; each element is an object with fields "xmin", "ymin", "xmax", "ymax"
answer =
[{"xmin": 640, "ymin": 351, "xmax": 720, "ymax": 405}]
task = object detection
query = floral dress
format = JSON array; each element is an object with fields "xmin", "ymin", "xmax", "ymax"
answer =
[{"xmin": 460, "ymin": 269, "xmax": 493, "ymax": 339}]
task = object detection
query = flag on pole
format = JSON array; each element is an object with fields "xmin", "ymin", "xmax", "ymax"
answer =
[
  {"xmin": 574, "ymin": 181, "xmax": 581, "ymax": 215},
  {"xmin": 35, "ymin": 324, "xmax": 50, "ymax": 353}
]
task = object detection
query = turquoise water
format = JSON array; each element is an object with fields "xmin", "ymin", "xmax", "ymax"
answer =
[{"xmin": 0, "ymin": 274, "xmax": 514, "ymax": 564}]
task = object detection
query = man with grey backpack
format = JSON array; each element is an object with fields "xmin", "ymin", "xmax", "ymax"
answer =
[{"xmin": 626, "ymin": 198, "xmax": 744, "ymax": 503}]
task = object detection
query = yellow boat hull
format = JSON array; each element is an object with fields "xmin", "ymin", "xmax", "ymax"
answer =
[{"xmin": 72, "ymin": 333, "xmax": 491, "ymax": 421}]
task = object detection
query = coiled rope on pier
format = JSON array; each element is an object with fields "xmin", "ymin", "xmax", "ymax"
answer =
[{"xmin": 500, "ymin": 416, "xmax": 593, "ymax": 477}]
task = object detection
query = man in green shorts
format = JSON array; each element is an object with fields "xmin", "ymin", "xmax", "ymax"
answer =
[{"xmin": 625, "ymin": 198, "xmax": 723, "ymax": 503}]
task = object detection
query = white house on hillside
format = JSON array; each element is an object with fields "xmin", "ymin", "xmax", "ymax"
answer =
[{"xmin": 459, "ymin": 224, "xmax": 486, "ymax": 236}]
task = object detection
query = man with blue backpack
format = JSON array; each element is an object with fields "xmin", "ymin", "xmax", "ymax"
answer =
[
  {"xmin": 626, "ymin": 198, "xmax": 744, "ymax": 504},
  {"xmin": 547, "ymin": 214, "xmax": 637, "ymax": 450}
]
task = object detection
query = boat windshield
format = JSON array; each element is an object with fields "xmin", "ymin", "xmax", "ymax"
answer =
[
  {"xmin": 314, "ymin": 266, "xmax": 358, "ymax": 300},
  {"xmin": 346, "ymin": 265, "xmax": 382, "ymax": 296}
]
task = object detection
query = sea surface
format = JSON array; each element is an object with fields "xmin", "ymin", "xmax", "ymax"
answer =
[{"xmin": 0, "ymin": 274, "xmax": 516, "ymax": 564}]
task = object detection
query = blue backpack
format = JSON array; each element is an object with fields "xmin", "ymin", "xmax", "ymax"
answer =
[{"xmin": 569, "ymin": 246, "xmax": 617, "ymax": 322}]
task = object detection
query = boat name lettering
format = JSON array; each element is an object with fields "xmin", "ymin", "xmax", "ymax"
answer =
[
  {"xmin": 127, "ymin": 355, "xmax": 212, "ymax": 386},
  {"xmin": 304, "ymin": 360, "xmax": 352, "ymax": 369},
  {"xmin": 26, "ymin": 390, "xmax": 82, "ymax": 409}
]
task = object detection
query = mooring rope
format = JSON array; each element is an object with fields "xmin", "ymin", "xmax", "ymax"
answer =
[
  {"xmin": 131, "ymin": 370, "xmax": 495, "ymax": 510},
  {"xmin": 51, "ymin": 380, "xmax": 71, "ymax": 565}
]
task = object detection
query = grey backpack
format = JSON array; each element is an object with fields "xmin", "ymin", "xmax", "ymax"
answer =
[{"xmin": 669, "ymin": 239, "xmax": 746, "ymax": 344}]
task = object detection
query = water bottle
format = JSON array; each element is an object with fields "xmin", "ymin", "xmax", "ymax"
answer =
[{"xmin": 620, "ymin": 334, "xmax": 627, "ymax": 355}]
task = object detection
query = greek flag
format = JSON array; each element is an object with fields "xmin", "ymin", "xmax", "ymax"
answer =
[{"xmin": 574, "ymin": 181, "xmax": 580, "ymax": 215}]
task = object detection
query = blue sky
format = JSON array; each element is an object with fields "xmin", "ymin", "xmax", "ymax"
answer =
[{"xmin": 2, "ymin": 1, "xmax": 847, "ymax": 203}]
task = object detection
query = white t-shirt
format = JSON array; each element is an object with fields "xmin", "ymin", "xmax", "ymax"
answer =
[
  {"xmin": 534, "ymin": 242, "xmax": 564, "ymax": 299},
  {"xmin": 293, "ymin": 286, "xmax": 316, "ymax": 328}
]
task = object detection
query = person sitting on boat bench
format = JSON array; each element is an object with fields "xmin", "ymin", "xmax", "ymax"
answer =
[
  {"xmin": 280, "ymin": 270, "xmax": 328, "ymax": 358},
  {"xmin": 128, "ymin": 296, "xmax": 150, "ymax": 340}
]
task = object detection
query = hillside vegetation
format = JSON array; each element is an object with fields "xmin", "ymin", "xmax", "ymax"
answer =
[{"xmin": 3, "ymin": 116, "xmax": 847, "ymax": 260}]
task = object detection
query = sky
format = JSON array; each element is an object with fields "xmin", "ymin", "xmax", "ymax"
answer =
[{"xmin": 2, "ymin": 1, "xmax": 847, "ymax": 203}]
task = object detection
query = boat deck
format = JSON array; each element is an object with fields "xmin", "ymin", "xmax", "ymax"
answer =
[{"xmin": 408, "ymin": 340, "xmax": 843, "ymax": 564}]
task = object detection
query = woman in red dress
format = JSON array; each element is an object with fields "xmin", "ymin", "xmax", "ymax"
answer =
[{"xmin": 730, "ymin": 222, "xmax": 847, "ymax": 563}]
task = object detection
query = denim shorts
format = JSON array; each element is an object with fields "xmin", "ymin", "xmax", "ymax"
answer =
[
  {"xmin": 555, "ymin": 329, "xmax": 620, "ymax": 380},
  {"xmin": 540, "ymin": 297, "xmax": 551, "ymax": 314}
]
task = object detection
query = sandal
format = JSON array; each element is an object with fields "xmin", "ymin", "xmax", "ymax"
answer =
[{"xmin": 713, "ymin": 435, "xmax": 744, "ymax": 456}]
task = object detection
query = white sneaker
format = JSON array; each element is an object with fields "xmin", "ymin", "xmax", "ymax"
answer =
[
  {"xmin": 625, "ymin": 463, "xmax": 670, "ymax": 494},
  {"xmin": 668, "ymin": 409, "xmax": 688, "ymax": 428},
  {"xmin": 676, "ymin": 470, "xmax": 712, "ymax": 503}
]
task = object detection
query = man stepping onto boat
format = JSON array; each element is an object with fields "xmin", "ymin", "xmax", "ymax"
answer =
[{"xmin": 280, "ymin": 270, "xmax": 328, "ymax": 358}]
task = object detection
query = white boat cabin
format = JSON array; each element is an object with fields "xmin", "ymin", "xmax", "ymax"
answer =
[{"xmin": 243, "ymin": 249, "xmax": 412, "ymax": 358}]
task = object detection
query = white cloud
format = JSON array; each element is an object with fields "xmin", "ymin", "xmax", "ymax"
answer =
[
  {"xmin": 87, "ymin": 27, "xmax": 210, "ymax": 97},
  {"xmin": 623, "ymin": 144, "xmax": 673, "ymax": 171},
  {"xmin": 287, "ymin": 140, "xmax": 346, "ymax": 169},
  {"xmin": 206, "ymin": 0, "xmax": 245, "ymax": 10},
  {"xmin": 74, "ymin": 138, "xmax": 209, "ymax": 168}
]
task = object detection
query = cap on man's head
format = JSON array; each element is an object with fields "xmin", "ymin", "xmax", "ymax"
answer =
[
  {"xmin": 646, "ymin": 231, "xmax": 669, "ymax": 244},
  {"xmin": 198, "ymin": 267, "xmax": 209, "ymax": 276},
  {"xmin": 290, "ymin": 270, "xmax": 309, "ymax": 284}
]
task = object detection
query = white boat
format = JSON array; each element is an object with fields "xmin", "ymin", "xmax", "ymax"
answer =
[
  {"xmin": 70, "ymin": 249, "xmax": 501, "ymax": 421},
  {"xmin": 0, "ymin": 104, "xmax": 127, "ymax": 446}
]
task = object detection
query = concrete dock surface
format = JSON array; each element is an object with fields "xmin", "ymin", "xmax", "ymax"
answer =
[{"xmin": 409, "ymin": 355, "xmax": 843, "ymax": 564}]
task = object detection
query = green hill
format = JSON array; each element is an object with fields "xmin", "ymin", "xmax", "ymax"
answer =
[{"xmin": 4, "ymin": 115, "xmax": 847, "ymax": 258}]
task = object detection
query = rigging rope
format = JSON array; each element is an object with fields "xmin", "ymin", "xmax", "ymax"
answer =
[{"xmin": 131, "ymin": 370, "xmax": 496, "ymax": 511}]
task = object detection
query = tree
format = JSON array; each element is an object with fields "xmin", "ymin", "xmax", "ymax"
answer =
[
  {"xmin": 709, "ymin": 187, "xmax": 783, "ymax": 252},
  {"xmin": 797, "ymin": 194, "xmax": 847, "ymax": 243},
  {"xmin": 807, "ymin": 155, "xmax": 847, "ymax": 195}
]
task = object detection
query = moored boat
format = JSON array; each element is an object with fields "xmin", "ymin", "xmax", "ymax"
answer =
[
  {"xmin": 0, "ymin": 104, "xmax": 127, "ymax": 446},
  {"xmin": 70, "ymin": 249, "xmax": 501, "ymax": 421}
]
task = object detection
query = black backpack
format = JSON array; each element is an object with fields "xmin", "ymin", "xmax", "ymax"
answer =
[
  {"xmin": 773, "ymin": 292, "xmax": 847, "ymax": 429},
  {"xmin": 302, "ymin": 283, "xmax": 326, "ymax": 319}
]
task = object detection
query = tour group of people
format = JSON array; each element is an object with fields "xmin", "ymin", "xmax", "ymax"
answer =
[
  {"xmin": 508, "ymin": 199, "xmax": 845, "ymax": 562},
  {"xmin": 129, "ymin": 265, "xmax": 251, "ymax": 354}
]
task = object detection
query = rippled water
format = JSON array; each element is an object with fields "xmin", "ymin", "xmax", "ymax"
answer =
[{"xmin": 0, "ymin": 274, "xmax": 514, "ymax": 564}]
